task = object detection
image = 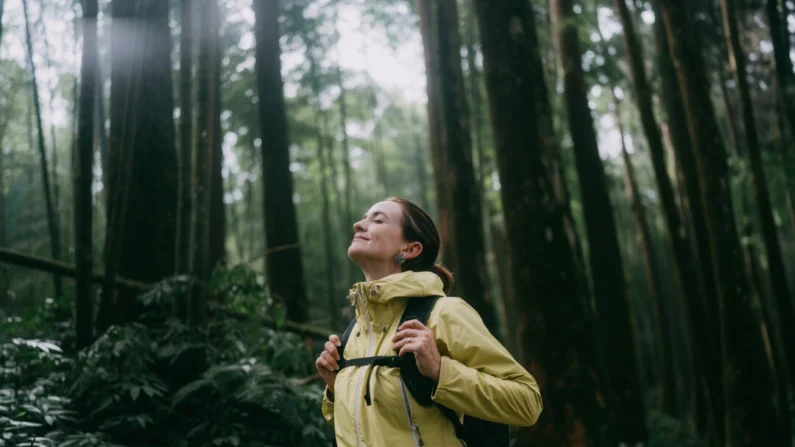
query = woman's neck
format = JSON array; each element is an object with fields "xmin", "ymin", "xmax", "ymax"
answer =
[{"xmin": 360, "ymin": 263, "xmax": 402, "ymax": 283}]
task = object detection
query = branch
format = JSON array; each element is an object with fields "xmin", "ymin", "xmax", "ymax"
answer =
[
  {"xmin": 0, "ymin": 247, "xmax": 148, "ymax": 291},
  {"xmin": 0, "ymin": 248, "xmax": 335, "ymax": 340}
]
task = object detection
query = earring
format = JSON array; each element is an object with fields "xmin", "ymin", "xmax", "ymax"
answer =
[{"xmin": 394, "ymin": 253, "xmax": 406, "ymax": 265}]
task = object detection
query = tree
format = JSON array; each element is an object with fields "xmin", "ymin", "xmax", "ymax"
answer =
[
  {"xmin": 472, "ymin": 0, "xmax": 610, "ymax": 444},
  {"xmin": 253, "ymin": 0, "xmax": 309, "ymax": 324},
  {"xmin": 100, "ymin": 0, "xmax": 179, "ymax": 330},
  {"xmin": 22, "ymin": 0, "xmax": 63, "ymax": 299},
  {"xmin": 176, "ymin": 0, "xmax": 194, "ymax": 286},
  {"xmin": 551, "ymin": 0, "xmax": 646, "ymax": 441},
  {"xmin": 417, "ymin": 0, "xmax": 496, "ymax": 333},
  {"xmin": 209, "ymin": 19, "xmax": 225, "ymax": 271},
  {"xmin": 655, "ymin": 0, "xmax": 786, "ymax": 443},
  {"xmin": 75, "ymin": 0, "xmax": 99, "ymax": 349},
  {"xmin": 612, "ymin": 0, "xmax": 709, "ymax": 418}
]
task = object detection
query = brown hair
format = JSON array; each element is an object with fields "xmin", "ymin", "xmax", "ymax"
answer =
[{"xmin": 387, "ymin": 197, "xmax": 454, "ymax": 294}]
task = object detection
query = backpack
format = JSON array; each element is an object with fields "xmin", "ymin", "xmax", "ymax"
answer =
[{"xmin": 334, "ymin": 296, "xmax": 510, "ymax": 447}]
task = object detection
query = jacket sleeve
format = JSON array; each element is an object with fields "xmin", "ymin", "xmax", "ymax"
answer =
[
  {"xmin": 429, "ymin": 298, "xmax": 543, "ymax": 427},
  {"xmin": 321, "ymin": 386, "xmax": 334, "ymax": 424}
]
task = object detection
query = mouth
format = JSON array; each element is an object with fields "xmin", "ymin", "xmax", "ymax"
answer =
[{"xmin": 353, "ymin": 235, "xmax": 369, "ymax": 241}]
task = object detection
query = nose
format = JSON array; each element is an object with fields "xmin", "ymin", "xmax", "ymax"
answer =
[{"xmin": 353, "ymin": 219, "xmax": 366, "ymax": 234}]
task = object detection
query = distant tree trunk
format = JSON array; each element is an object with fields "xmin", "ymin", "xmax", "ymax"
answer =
[
  {"xmin": 94, "ymin": 63, "xmax": 108, "ymax": 185},
  {"xmin": 74, "ymin": 0, "xmax": 98, "ymax": 349},
  {"xmin": 100, "ymin": 0, "xmax": 178, "ymax": 331},
  {"xmin": 191, "ymin": 0, "xmax": 219, "ymax": 327},
  {"xmin": 408, "ymin": 109, "xmax": 430, "ymax": 211},
  {"xmin": 463, "ymin": 3, "xmax": 486, "ymax": 196},
  {"xmin": 334, "ymin": 62, "xmax": 358, "ymax": 289},
  {"xmin": 0, "ymin": 97, "xmax": 10, "ymax": 316},
  {"xmin": 656, "ymin": 0, "xmax": 785, "ymax": 444},
  {"xmin": 252, "ymin": 0, "xmax": 309, "ymax": 324},
  {"xmin": 473, "ymin": 0, "xmax": 610, "ymax": 444},
  {"xmin": 613, "ymin": 0, "xmax": 709, "ymax": 418},
  {"xmin": 22, "ymin": 0, "xmax": 63, "ymax": 299},
  {"xmin": 417, "ymin": 0, "xmax": 496, "ymax": 333},
  {"xmin": 0, "ymin": 0, "xmax": 4, "ymax": 43},
  {"xmin": 369, "ymin": 91, "xmax": 389, "ymax": 197},
  {"xmin": 176, "ymin": 0, "xmax": 194, "ymax": 292},
  {"xmin": 722, "ymin": 0, "xmax": 795, "ymax": 405},
  {"xmin": 615, "ymin": 98, "xmax": 676, "ymax": 417},
  {"xmin": 209, "ymin": 24, "xmax": 225, "ymax": 271},
  {"xmin": 310, "ymin": 56, "xmax": 341, "ymax": 329},
  {"xmin": 551, "ymin": 0, "xmax": 646, "ymax": 442}
]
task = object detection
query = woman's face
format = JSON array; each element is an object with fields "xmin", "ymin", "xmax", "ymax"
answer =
[{"xmin": 348, "ymin": 201, "xmax": 406, "ymax": 265}]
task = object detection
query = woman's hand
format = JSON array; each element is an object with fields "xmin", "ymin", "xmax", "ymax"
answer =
[
  {"xmin": 392, "ymin": 319, "xmax": 441, "ymax": 381},
  {"xmin": 315, "ymin": 334, "xmax": 342, "ymax": 392}
]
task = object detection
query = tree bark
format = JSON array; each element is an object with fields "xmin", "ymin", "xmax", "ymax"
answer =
[
  {"xmin": 253, "ymin": 0, "xmax": 309, "ymax": 323},
  {"xmin": 656, "ymin": 0, "xmax": 785, "ymax": 444},
  {"xmin": 721, "ymin": 0, "xmax": 795, "ymax": 416},
  {"xmin": 75, "ymin": 0, "xmax": 98, "ymax": 349},
  {"xmin": 101, "ymin": 0, "xmax": 178, "ymax": 331},
  {"xmin": 472, "ymin": 0, "xmax": 610, "ymax": 444},
  {"xmin": 0, "ymin": 93, "xmax": 11, "ymax": 316},
  {"xmin": 408, "ymin": 108, "xmax": 430, "ymax": 212},
  {"xmin": 551, "ymin": 0, "xmax": 647, "ymax": 442},
  {"xmin": 417, "ymin": 0, "xmax": 496, "ymax": 333},
  {"xmin": 22, "ymin": 0, "xmax": 63, "ymax": 299},
  {"xmin": 176, "ymin": 0, "xmax": 194, "ymax": 289}
]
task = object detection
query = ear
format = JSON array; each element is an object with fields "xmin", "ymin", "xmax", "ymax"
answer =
[{"xmin": 402, "ymin": 241, "xmax": 423, "ymax": 261}]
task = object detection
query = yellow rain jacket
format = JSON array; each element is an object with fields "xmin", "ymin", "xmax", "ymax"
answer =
[{"xmin": 322, "ymin": 271, "xmax": 542, "ymax": 447}]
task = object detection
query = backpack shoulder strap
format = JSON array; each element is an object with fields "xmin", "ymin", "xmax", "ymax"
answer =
[
  {"xmin": 337, "ymin": 317, "xmax": 358, "ymax": 360},
  {"xmin": 399, "ymin": 295, "xmax": 442, "ymax": 327}
]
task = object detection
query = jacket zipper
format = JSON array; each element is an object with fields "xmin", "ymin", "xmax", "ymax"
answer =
[{"xmin": 353, "ymin": 289, "xmax": 375, "ymax": 447}]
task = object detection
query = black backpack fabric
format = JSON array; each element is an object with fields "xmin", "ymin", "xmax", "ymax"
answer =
[{"xmin": 334, "ymin": 296, "xmax": 510, "ymax": 447}]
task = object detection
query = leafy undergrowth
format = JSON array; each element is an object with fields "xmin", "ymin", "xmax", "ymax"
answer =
[{"xmin": 1, "ymin": 265, "xmax": 332, "ymax": 447}]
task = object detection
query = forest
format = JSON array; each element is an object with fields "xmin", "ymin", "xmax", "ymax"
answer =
[{"xmin": 0, "ymin": 0, "xmax": 794, "ymax": 445}]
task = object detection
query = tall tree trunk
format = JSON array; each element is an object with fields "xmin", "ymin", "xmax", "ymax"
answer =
[
  {"xmin": 615, "ymin": 98, "xmax": 676, "ymax": 417},
  {"xmin": 655, "ymin": 0, "xmax": 785, "ymax": 444},
  {"xmin": 101, "ymin": 0, "xmax": 178, "ymax": 331},
  {"xmin": 552, "ymin": 0, "xmax": 646, "ymax": 442},
  {"xmin": 191, "ymin": 0, "xmax": 219, "ymax": 327},
  {"xmin": 368, "ymin": 91, "xmax": 389, "ymax": 197},
  {"xmin": 653, "ymin": 9, "xmax": 722, "ymax": 437},
  {"xmin": 176, "ymin": 0, "xmax": 194, "ymax": 291},
  {"xmin": 75, "ymin": 0, "xmax": 98, "ymax": 349},
  {"xmin": 767, "ymin": 0, "xmax": 795, "ymax": 234},
  {"xmin": 613, "ymin": 0, "xmax": 711, "ymax": 418},
  {"xmin": 472, "ymin": 0, "xmax": 610, "ymax": 444},
  {"xmin": 22, "ymin": 0, "xmax": 63, "ymax": 299},
  {"xmin": 721, "ymin": 0, "xmax": 795, "ymax": 413},
  {"xmin": 38, "ymin": 14, "xmax": 61, "ymax": 248},
  {"xmin": 416, "ymin": 5, "xmax": 455, "ymax": 274},
  {"xmin": 334, "ymin": 62, "xmax": 358, "ymax": 289},
  {"xmin": 209, "ymin": 25, "xmax": 225, "ymax": 271},
  {"xmin": 0, "ymin": 0, "xmax": 4, "ymax": 44},
  {"xmin": 417, "ymin": 0, "xmax": 496, "ymax": 333},
  {"xmin": 252, "ymin": 0, "xmax": 309, "ymax": 324},
  {"xmin": 95, "ymin": 64, "xmax": 108, "ymax": 187}
]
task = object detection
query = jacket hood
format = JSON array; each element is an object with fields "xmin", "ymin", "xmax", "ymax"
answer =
[{"xmin": 347, "ymin": 271, "xmax": 445, "ymax": 305}]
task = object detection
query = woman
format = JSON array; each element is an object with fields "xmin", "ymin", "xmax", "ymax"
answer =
[{"xmin": 315, "ymin": 197, "xmax": 542, "ymax": 446}]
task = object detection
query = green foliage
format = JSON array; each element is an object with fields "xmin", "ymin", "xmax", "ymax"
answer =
[{"xmin": 3, "ymin": 269, "xmax": 332, "ymax": 447}]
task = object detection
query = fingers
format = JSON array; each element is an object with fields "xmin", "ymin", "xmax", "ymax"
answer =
[
  {"xmin": 398, "ymin": 319, "xmax": 427, "ymax": 331},
  {"xmin": 398, "ymin": 338, "xmax": 421, "ymax": 357},
  {"xmin": 325, "ymin": 340, "xmax": 340, "ymax": 360},
  {"xmin": 392, "ymin": 328, "xmax": 423, "ymax": 343},
  {"xmin": 317, "ymin": 350, "xmax": 339, "ymax": 371},
  {"xmin": 329, "ymin": 334, "xmax": 341, "ymax": 346},
  {"xmin": 393, "ymin": 330, "xmax": 428, "ymax": 353}
]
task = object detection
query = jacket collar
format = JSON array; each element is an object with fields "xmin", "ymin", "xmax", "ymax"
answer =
[{"xmin": 347, "ymin": 271, "xmax": 445, "ymax": 306}]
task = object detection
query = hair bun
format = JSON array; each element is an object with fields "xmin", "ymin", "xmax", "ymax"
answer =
[{"xmin": 430, "ymin": 263, "xmax": 454, "ymax": 295}]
